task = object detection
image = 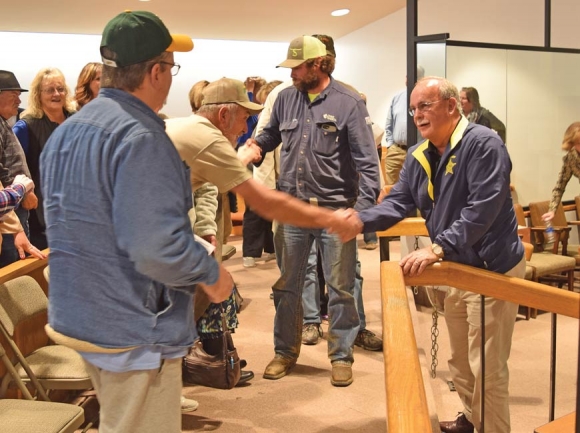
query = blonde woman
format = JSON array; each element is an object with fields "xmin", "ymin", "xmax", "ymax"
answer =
[
  {"xmin": 543, "ymin": 122, "xmax": 580, "ymax": 222},
  {"xmin": 13, "ymin": 67, "xmax": 75, "ymax": 249}
]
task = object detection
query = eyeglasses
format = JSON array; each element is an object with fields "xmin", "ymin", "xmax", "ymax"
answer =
[
  {"xmin": 408, "ymin": 99, "xmax": 445, "ymax": 117},
  {"xmin": 159, "ymin": 61, "xmax": 181, "ymax": 76},
  {"xmin": 41, "ymin": 87, "xmax": 66, "ymax": 95}
]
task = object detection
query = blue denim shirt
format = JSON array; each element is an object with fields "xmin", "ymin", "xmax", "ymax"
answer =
[
  {"xmin": 255, "ymin": 78, "xmax": 379, "ymax": 211},
  {"xmin": 41, "ymin": 88, "xmax": 219, "ymax": 350}
]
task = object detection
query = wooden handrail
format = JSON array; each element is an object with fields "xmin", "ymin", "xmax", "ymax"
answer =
[
  {"xmin": 381, "ymin": 262, "xmax": 432, "ymax": 432},
  {"xmin": 381, "ymin": 249, "xmax": 579, "ymax": 432},
  {"xmin": 0, "ymin": 249, "xmax": 49, "ymax": 286},
  {"xmin": 406, "ymin": 261, "xmax": 579, "ymax": 319},
  {"xmin": 377, "ymin": 217, "xmax": 429, "ymax": 237}
]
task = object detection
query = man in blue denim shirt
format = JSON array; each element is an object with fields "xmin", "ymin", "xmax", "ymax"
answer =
[
  {"xmin": 251, "ymin": 35, "xmax": 380, "ymax": 387},
  {"xmin": 41, "ymin": 11, "xmax": 233, "ymax": 433}
]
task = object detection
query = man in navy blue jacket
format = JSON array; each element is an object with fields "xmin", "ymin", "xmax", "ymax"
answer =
[{"xmin": 335, "ymin": 76, "xmax": 524, "ymax": 433}]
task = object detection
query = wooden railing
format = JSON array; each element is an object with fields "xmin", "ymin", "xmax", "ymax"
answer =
[{"xmin": 378, "ymin": 220, "xmax": 579, "ymax": 432}]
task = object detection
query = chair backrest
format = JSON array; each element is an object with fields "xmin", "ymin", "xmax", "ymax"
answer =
[
  {"xmin": 513, "ymin": 203, "xmax": 526, "ymax": 226},
  {"xmin": 0, "ymin": 276, "xmax": 47, "ymax": 337},
  {"xmin": 513, "ymin": 204, "xmax": 531, "ymax": 243},
  {"xmin": 529, "ymin": 201, "xmax": 568, "ymax": 228}
]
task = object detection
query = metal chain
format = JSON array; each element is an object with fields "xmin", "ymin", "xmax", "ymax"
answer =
[
  {"xmin": 411, "ymin": 235, "xmax": 440, "ymax": 378},
  {"xmin": 412, "ymin": 235, "xmax": 420, "ymax": 294},
  {"xmin": 430, "ymin": 307, "xmax": 439, "ymax": 378}
]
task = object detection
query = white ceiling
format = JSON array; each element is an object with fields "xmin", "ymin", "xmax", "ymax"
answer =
[{"xmin": 1, "ymin": 0, "xmax": 404, "ymax": 42}]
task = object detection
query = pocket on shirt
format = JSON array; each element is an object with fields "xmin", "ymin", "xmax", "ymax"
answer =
[
  {"xmin": 280, "ymin": 119, "xmax": 299, "ymax": 152},
  {"xmin": 145, "ymin": 282, "xmax": 174, "ymax": 316},
  {"xmin": 314, "ymin": 121, "xmax": 340, "ymax": 156}
]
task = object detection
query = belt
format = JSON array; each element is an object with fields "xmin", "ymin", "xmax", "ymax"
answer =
[{"xmin": 394, "ymin": 143, "xmax": 408, "ymax": 151}]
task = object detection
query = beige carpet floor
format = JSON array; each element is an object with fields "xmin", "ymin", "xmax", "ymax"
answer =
[{"xmin": 83, "ymin": 236, "xmax": 579, "ymax": 432}]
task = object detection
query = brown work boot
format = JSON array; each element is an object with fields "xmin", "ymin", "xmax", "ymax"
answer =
[
  {"xmin": 331, "ymin": 360, "xmax": 353, "ymax": 387},
  {"xmin": 354, "ymin": 329, "xmax": 383, "ymax": 351},
  {"xmin": 302, "ymin": 323, "xmax": 322, "ymax": 345},
  {"xmin": 263, "ymin": 354, "xmax": 297, "ymax": 380}
]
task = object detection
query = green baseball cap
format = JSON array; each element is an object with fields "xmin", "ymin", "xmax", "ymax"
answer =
[
  {"xmin": 201, "ymin": 78, "xmax": 264, "ymax": 115},
  {"xmin": 100, "ymin": 10, "xmax": 193, "ymax": 68},
  {"xmin": 277, "ymin": 35, "xmax": 327, "ymax": 68}
]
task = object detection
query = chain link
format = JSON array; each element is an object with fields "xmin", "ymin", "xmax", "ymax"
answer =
[
  {"xmin": 430, "ymin": 307, "xmax": 439, "ymax": 378},
  {"xmin": 412, "ymin": 235, "xmax": 440, "ymax": 378}
]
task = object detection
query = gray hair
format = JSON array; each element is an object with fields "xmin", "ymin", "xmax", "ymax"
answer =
[
  {"xmin": 417, "ymin": 76, "xmax": 461, "ymax": 112},
  {"xmin": 101, "ymin": 49, "xmax": 169, "ymax": 92}
]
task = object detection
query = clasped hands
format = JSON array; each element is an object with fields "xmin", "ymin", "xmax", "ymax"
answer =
[
  {"xmin": 329, "ymin": 208, "xmax": 438, "ymax": 276},
  {"xmin": 238, "ymin": 139, "xmax": 262, "ymax": 165}
]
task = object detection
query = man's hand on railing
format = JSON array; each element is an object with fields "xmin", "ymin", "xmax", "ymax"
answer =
[
  {"xmin": 328, "ymin": 208, "xmax": 363, "ymax": 242},
  {"xmin": 400, "ymin": 246, "xmax": 440, "ymax": 277}
]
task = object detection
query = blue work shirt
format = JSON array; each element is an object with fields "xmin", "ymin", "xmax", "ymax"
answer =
[
  {"xmin": 385, "ymin": 88, "xmax": 409, "ymax": 148},
  {"xmin": 41, "ymin": 88, "xmax": 219, "ymax": 352},
  {"xmin": 255, "ymin": 78, "xmax": 379, "ymax": 211}
]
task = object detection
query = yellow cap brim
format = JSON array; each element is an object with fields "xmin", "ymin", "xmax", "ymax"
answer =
[{"xmin": 167, "ymin": 34, "xmax": 194, "ymax": 52}]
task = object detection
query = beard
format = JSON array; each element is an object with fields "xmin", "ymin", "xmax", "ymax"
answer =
[{"xmin": 293, "ymin": 69, "xmax": 320, "ymax": 93}]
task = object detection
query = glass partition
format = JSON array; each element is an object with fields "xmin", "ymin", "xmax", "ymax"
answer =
[{"xmin": 418, "ymin": 41, "xmax": 580, "ymax": 205}]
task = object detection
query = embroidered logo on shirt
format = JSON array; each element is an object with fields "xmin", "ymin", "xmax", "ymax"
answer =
[
  {"xmin": 445, "ymin": 156, "xmax": 457, "ymax": 176},
  {"xmin": 323, "ymin": 114, "xmax": 336, "ymax": 122}
]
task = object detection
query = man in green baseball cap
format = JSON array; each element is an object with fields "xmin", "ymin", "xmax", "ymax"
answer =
[
  {"xmin": 41, "ymin": 11, "xmax": 234, "ymax": 433},
  {"xmin": 100, "ymin": 10, "xmax": 193, "ymax": 68}
]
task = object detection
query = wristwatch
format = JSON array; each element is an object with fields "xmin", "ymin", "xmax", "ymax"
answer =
[{"xmin": 431, "ymin": 243, "xmax": 444, "ymax": 259}]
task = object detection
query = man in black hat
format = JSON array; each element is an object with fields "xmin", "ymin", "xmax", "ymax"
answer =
[{"xmin": 0, "ymin": 70, "xmax": 44, "ymax": 265}]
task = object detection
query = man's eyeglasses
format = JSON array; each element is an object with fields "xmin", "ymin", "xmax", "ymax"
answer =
[
  {"xmin": 41, "ymin": 87, "xmax": 66, "ymax": 95},
  {"xmin": 159, "ymin": 61, "xmax": 181, "ymax": 76},
  {"xmin": 408, "ymin": 99, "xmax": 445, "ymax": 117}
]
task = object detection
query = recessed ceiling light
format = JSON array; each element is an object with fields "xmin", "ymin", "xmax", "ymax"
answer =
[
  {"xmin": 139, "ymin": 0, "xmax": 151, "ymax": 2},
  {"xmin": 331, "ymin": 9, "xmax": 350, "ymax": 17}
]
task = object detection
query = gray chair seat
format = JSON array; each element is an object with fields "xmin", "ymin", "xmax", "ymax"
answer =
[
  {"xmin": 15, "ymin": 345, "xmax": 92, "ymax": 386},
  {"xmin": 528, "ymin": 252, "xmax": 576, "ymax": 278},
  {"xmin": 0, "ymin": 399, "xmax": 84, "ymax": 433}
]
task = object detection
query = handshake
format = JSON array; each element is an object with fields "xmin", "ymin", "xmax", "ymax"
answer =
[
  {"xmin": 329, "ymin": 208, "xmax": 364, "ymax": 242},
  {"xmin": 238, "ymin": 139, "xmax": 262, "ymax": 165}
]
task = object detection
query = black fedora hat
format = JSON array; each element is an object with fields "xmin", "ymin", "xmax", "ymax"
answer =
[{"xmin": 0, "ymin": 70, "xmax": 27, "ymax": 92}]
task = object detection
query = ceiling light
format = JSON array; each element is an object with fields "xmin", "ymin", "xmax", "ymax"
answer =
[{"xmin": 331, "ymin": 9, "xmax": 350, "ymax": 17}]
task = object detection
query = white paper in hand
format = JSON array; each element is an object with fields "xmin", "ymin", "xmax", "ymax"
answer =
[{"xmin": 194, "ymin": 234, "xmax": 216, "ymax": 256}]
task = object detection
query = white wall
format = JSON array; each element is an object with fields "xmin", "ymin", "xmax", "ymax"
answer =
[
  {"xmin": 0, "ymin": 32, "xmax": 289, "ymax": 118},
  {"xmin": 336, "ymin": 0, "xmax": 579, "ymax": 134}
]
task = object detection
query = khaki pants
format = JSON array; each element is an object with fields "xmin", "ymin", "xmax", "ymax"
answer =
[
  {"xmin": 84, "ymin": 357, "xmax": 182, "ymax": 433},
  {"xmin": 385, "ymin": 144, "xmax": 406, "ymax": 185},
  {"xmin": 444, "ymin": 256, "xmax": 525, "ymax": 433}
]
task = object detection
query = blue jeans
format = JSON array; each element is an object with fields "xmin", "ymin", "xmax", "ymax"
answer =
[
  {"xmin": 302, "ymin": 245, "xmax": 367, "ymax": 329},
  {"xmin": 273, "ymin": 223, "xmax": 359, "ymax": 363}
]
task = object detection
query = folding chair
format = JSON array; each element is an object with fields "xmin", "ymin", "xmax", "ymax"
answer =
[
  {"xmin": 0, "ymin": 342, "xmax": 84, "ymax": 433},
  {"xmin": 0, "ymin": 275, "xmax": 92, "ymax": 400}
]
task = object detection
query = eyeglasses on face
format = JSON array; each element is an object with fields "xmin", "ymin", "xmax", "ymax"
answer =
[
  {"xmin": 408, "ymin": 99, "xmax": 446, "ymax": 117},
  {"xmin": 41, "ymin": 87, "xmax": 66, "ymax": 95},
  {"xmin": 159, "ymin": 61, "xmax": 181, "ymax": 76}
]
